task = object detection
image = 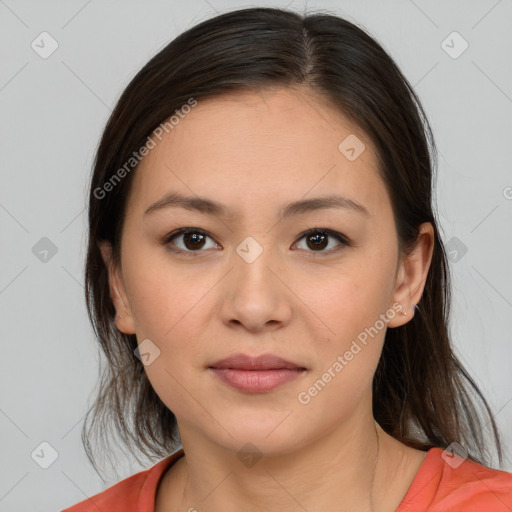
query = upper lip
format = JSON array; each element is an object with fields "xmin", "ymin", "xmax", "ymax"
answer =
[{"xmin": 209, "ymin": 353, "xmax": 306, "ymax": 370}]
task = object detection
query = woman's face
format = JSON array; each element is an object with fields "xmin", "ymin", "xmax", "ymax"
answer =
[{"xmin": 101, "ymin": 87, "xmax": 432, "ymax": 455}]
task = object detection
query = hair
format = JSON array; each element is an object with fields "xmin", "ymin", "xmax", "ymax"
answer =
[{"xmin": 82, "ymin": 6, "xmax": 504, "ymax": 479}]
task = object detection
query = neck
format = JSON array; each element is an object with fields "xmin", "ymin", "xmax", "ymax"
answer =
[{"xmin": 165, "ymin": 416, "xmax": 406, "ymax": 512}]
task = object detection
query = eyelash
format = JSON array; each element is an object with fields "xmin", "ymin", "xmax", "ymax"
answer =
[{"xmin": 161, "ymin": 227, "xmax": 352, "ymax": 257}]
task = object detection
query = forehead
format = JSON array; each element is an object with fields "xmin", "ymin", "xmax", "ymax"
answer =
[{"xmin": 129, "ymin": 87, "xmax": 387, "ymax": 219}]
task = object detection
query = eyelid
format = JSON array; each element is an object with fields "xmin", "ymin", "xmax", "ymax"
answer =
[
  {"xmin": 162, "ymin": 227, "xmax": 352, "ymax": 255},
  {"xmin": 162, "ymin": 227, "xmax": 218, "ymax": 254},
  {"xmin": 297, "ymin": 228, "xmax": 351, "ymax": 247}
]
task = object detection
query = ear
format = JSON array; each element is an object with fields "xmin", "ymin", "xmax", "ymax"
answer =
[
  {"xmin": 387, "ymin": 222, "xmax": 434, "ymax": 328},
  {"xmin": 98, "ymin": 240, "xmax": 137, "ymax": 335}
]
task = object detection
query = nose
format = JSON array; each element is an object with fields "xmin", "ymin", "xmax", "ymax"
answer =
[{"xmin": 218, "ymin": 239, "xmax": 293, "ymax": 333}]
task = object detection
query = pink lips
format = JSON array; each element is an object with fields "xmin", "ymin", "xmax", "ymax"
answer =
[{"xmin": 209, "ymin": 353, "xmax": 307, "ymax": 393}]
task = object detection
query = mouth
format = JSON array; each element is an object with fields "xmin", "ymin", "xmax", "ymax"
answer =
[
  {"xmin": 208, "ymin": 353, "xmax": 307, "ymax": 393},
  {"xmin": 209, "ymin": 352, "xmax": 306, "ymax": 370}
]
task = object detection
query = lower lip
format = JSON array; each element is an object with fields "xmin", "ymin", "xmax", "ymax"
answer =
[{"xmin": 209, "ymin": 368, "xmax": 305, "ymax": 392}]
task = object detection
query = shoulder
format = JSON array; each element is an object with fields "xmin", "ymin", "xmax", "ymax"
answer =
[
  {"xmin": 61, "ymin": 449, "xmax": 185, "ymax": 512},
  {"xmin": 398, "ymin": 447, "xmax": 512, "ymax": 512}
]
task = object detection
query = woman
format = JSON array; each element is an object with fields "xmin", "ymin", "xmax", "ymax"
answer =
[{"xmin": 62, "ymin": 6, "xmax": 512, "ymax": 512}]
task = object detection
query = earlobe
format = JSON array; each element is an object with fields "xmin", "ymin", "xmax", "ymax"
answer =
[
  {"xmin": 97, "ymin": 240, "xmax": 137, "ymax": 335},
  {"xmin": 387, "ymin": 223, "xmax": 434, "ymax": 328}
]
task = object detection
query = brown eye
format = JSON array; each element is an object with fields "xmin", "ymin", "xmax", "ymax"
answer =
[
  {"xmin": 162, "ymin": 227, "xmax": 351, "ymax": 257},
  {"xmin": 305, "ymin": 231, "xmax": 328, "ymax": 250},
  {"xmin": 182, "ymin": 232, "xmax": 207, "ymax": 250},
  {"xmin": 163, "ymin": 228, "xmax": 219, "ymax": 255},
  {"xmin": 294, "ymin": 229, "xmax": 351, "ymax": 254}
]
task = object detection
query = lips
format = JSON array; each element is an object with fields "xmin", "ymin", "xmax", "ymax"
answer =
[
  {"xmin": 208, "ymin": 353, "xmax": 307, "ymax": 393},
  {"xmin": 209, "ymin": 353, "xmax": 306, "ymax": 371}
]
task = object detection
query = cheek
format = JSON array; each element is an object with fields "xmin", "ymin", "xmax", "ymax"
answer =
[
  {"xmin": 123, "ymin": 249, "xmax": 208, "ymax": 339},
  {"xmin": 299, "ymin": 257, "xmax": 392, "ymax": 375},
  {"xmin": 123, "ymin": 256, "xmax": 218, "ymax": 386},
  {"xmin": 308, "ymin": 258, "xmax": 391, "ymax": 328},
  {"xmin": 298, "ymin": 278, "xmax": 387, "ymax": 412},
  {"xmin": 124, "ymin": 262, "xmax": 212, "ymax": 415}
]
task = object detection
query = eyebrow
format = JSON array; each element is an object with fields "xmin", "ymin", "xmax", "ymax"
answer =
[{"xmin": 143, "ymin": 191, "xmax": 370, "ymax": 219}]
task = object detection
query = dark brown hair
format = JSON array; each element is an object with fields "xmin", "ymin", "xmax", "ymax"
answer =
[{"xmin": 82, "ymin": 6, "xmax": 503, "ymax": 479}]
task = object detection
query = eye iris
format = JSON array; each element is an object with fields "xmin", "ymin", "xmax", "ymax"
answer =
[
  {"xmin": 307, "ymin": 232, "xmax": 328, "ymax": 250},
  {"xmin": 184, "ymin": 232, "xmax": 206, "ymax": 250}
]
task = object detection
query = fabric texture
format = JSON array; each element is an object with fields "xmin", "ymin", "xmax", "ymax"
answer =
[
  {"xmin": 62, "ymin": 447, "xmax": 512, "ymax": 511},
  {"xmin": 61, "ymin": 448, "xmax": 185, "ymax": 512}
]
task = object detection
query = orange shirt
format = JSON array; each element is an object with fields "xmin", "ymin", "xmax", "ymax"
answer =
[{"xmin": 61, "ymin": 447, "xmax": 512, "ymax": 511}]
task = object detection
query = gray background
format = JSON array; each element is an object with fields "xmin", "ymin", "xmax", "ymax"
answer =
[{"xmin": 0, "ymin": 0, "xmax": 511, "ymax": 510}]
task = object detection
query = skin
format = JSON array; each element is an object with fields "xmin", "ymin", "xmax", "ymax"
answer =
[{"xmin": 99, "ymin": 86, "xmax": 434, "ymax": 512}]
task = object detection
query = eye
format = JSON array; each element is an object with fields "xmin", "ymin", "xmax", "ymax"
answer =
[
  {"xmin": 162, "ymin": 227, "xmax": 219, "ymax": 255},
  {"xmin": 162, "ymin": 227, "xmax": 352, "ymax": 256},
  {"xmin": 294, "ymin": 228, "xmax": 351, "ymax": 255}
]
